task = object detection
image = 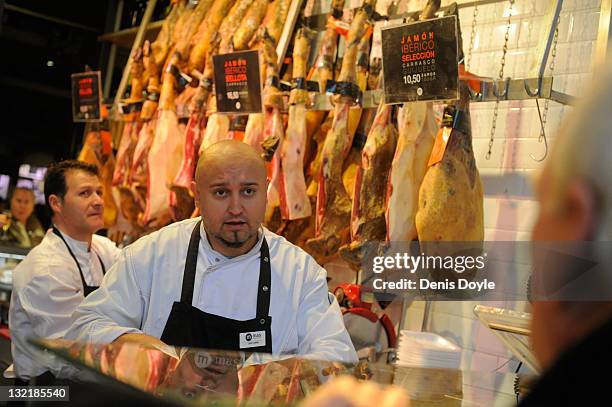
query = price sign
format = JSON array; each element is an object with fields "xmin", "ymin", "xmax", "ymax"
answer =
[
  {"xmin": 71, "ymin": 71, "xmax": 102, "ymax": 122},
  {"xmin": 213, "ymin": 50, "xmax": 262, "ymax": 114},
  {"xmin": 381, "ymin": 15, "xmax": 459, "ymax": 104}
]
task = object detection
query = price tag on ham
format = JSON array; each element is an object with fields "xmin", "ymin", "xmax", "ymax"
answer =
[
  {"xmin": 213, "ymin": 50, "xmax": 263, "ymax": 114},
  {"xmin": 71, "ymin": 71, "xmax": 102, "ymax": 122},
  {"xmin": 381, "ymin": 15, "xmax": 459, "ymax": 104}
]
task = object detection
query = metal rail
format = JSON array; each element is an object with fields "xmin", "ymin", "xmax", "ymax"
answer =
[{"xmin": 304, "ymin": 75, "xmax": 574, "ymax": 111}]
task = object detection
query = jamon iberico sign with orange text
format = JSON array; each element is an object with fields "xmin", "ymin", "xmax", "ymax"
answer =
[
  {"xmin": 381, "ymin": 15, "xmax": 459, "ymax": 104},
  {"xmin": 213, "ymin": 50, "xmax": 262, "ymax": 114}
]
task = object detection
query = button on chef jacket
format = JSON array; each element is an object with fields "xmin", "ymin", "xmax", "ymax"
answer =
[
  {"xmin": 9, "ymin": 227, "xmax": 120, "ymax": 379},
  {"xmin": 67, "ymin": 217, "xmax": 358, "ymax": 363}
]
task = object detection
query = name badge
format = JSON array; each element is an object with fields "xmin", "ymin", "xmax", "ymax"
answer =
[{"xmin": 239, "ymin": 330, "xmax": 266, "ymax": 349}]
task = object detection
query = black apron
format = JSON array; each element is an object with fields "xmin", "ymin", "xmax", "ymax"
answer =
[
  {"xmin": 13, "ymin": 229, "xmax": 107, "ymax": 388},
  {"xmin": 161, "ymin": 220, "xmax": 273, "ymax": 353},
  {"xmin": 52, "ymin": 227, "xmax": 106, "ymax": 297}
]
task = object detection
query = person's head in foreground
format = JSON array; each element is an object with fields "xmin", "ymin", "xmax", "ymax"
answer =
[
  {"xmin": 193, "ymin": 139, "xmax": 268, "ymax": 257},
  {"xmin": 530, "ymin": 63, "xmax": 612, "ymax": 370},
  {"xmin": 9, "ymin": 187, "xmax": 36, "ymax": 226},
  {"xmin": 44, "ymin": 160, "xmax": 104, "ymax": 242}
]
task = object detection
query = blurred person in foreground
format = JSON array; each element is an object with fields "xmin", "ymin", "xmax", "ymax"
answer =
[
  {"xmin": 520, "ymin": 61, "xmax": 612, "ymax": 405},
  {"xmin": 9, "ymin": 160, "xmax": 120, "ymax": 384},
  {"xmin": 0, "ymin": 187, "xmax": 45, "ymax": 248},
  {"xmin": 299, "ymin": 60, "xmax": 612, "ymax": 407}
]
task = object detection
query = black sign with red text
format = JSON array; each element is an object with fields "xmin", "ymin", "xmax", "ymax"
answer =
[
  {"xmin": 213, "ymin": 50, "xmax": 262, "ymax": 114},
  {"xmin": 381, "ymin": 15, "xmax": 458, "ymax": 104},
  {"xmin": 71, "ymin": 71, "xmax": 102, "ymax": 122}
]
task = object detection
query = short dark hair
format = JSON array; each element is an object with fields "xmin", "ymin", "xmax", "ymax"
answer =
[{"xmin": 44, "ymin": 160, "xmax": 99, "ymax": 210}]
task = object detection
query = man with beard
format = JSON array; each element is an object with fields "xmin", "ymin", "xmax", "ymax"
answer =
[{"xmin": 68, "ymin": 140, "xmax": 357, "ymax": 364}]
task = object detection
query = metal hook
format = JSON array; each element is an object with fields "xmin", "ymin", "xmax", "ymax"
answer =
[
  {"xmin": 492, "ymin": 77, "xmax": 510, "ymax": 99},
  {"xmin": 530, "ymin": 99, "xmax": 549, "ymax": 162},
  {"xmin": 524, "ymin": 76, "xmax": 543, "ymax": 98},
  {"xmin": 466, "ymin": 84, "xmax": 482, "ymax": 101}
]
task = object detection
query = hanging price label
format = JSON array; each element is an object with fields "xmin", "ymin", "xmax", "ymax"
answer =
[
  {"xmin": 381, "ymin": 15, "xmax": 459, "ymax": 104},
  {"xmin": 71, "ymin": 71, "xmax": 102, "ymax": 122},
  {"xmin": 213, "ymin": 50, "xmax": 262, "ymax": 114}
]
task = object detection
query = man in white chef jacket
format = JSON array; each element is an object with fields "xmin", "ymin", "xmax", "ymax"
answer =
[
  {"xmin": 68, "ymin": 140, "xmax": 357, "ymax": 363},
  {"xmin": 9, "ymin": 160, "xmax": 120, "ymax": 383}
]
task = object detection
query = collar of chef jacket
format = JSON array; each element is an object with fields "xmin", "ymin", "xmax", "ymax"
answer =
[
  {"xmin": 198, "ymin": 223, "xmax": 265, "ymax": 266},
  {"xmin": 50, "ymin": 225, "xmax": 104, "ymax": 286}
]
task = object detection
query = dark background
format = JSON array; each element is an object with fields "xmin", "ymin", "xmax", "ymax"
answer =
[{"xmin": 0, "ymin": 0, "xmax": 171, "ymax": 205}]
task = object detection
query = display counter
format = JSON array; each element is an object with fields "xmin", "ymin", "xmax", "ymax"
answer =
[
  {"xmin": 0, "ymin": 244, "xmax": 28, "ymax": 325},
  {"xmin": 36, "ymin": 339, "xmax": 535, "ymax": 406}
]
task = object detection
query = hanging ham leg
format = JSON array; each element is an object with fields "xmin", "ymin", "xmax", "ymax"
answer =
[
  {"xmin": 113, "ymin": 120, "xmax": 140, "ymax": 186},
  {"xmin": 169, "ymin": 88, "xmax": 208, "ymax": 221},
  {"xmin": 151, "ymin": 2, "xmax": 185, "ymax": 72},
  {"xmin": 114, "ymin": 48, "xmax": 146, "ymax": 186},
  {"xmin": 339, "ymin": 101, "xmax": 397, "ymax": 266},
  {"xmin": 340, "ymin": 102, "xmax": 397, "ymax": 265},
  {"xmin": 141, "ymin": 81, "xmax": 183, "ymax": 228},
  {"xmin": 347, "ymin": 31, "xmax": 371, "ymax": 140},
  {"xmin": 278, "ymin": 28, "xmax": 314, "ymax": 220},
  {"xmin": 217, "ymin": 0, "xmax": 257, "ymax": 53},
  {"xmin": 415, "ymin": 1, "xmax": 483, "ymax": 243},
  {"xmin": 188, "ymin": 0, "xmax": 238, "ymax": 72},
  {"xmin": 306, "ymin": 1, "xmax": 375, "ymax": 259},
  {"xmin": 416, "ymin": 83, "xmax": 483, "ymax": 242},
  {"xmin": 244, "ymin": 37, "xmax": 273, "ymax": 154},
  {"xmin": 256, "ymin": 31, "xmax": 285, "ymax": 226},
  {"xmin": 304, "ymin": 0, "xmax": 344, "ymax": 162},
  {"xmin": 243, "ymin": 0, "xmax": 290, "ymax": 156},
  {"xmin": 305, "ymin": 7, "xmax": 369, "ymax": 206},
  {"xmin": 262, "ymin": 0, "xmax": 292, "ymax": 45},
  {"xmin": 140, "ymin": 41, "xmax": 160, "ymax": 121},
  {"xmin": 199, "ymin": 94, "xmax": 231, "ymax": 153},
  {"xmin": 262, "ymin": 107, "xmax": 284, "ymax": 225},
  {"xmin": 306, "ymin": 113, "xmax": 333, "ymax": 197},
  {"xmin": 338, "ymin": 29, "xmax": 372, "ymax": 210},
  {"xmin": 244, "ymin": 113, "xmax": 265, "ymax": 153},
  {"xmin": 232, "ymin": 0, "xmax": 269, "ymax": 51},
  {"xmin": 141, "ymin": 52, "xmax": 185, "ymax": 227},
  {"xmin": 385, "ymin": 102, "xmax": 437, "ymax": 242}
]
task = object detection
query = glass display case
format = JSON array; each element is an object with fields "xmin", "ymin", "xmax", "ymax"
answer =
[
  {"xmin": 474, "ymin": 305, "xmax": 539, "ymax": 374},
  {"xmin": 0, "ymin": 244, "xmax": 28, "ymax": 325},
  {"xmin": 35, "ymin": 338, "xmax": 534, "ymax": 406}
]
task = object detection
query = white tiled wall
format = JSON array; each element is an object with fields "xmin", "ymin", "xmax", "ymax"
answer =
[{"xmin": 394, "ymin": 0, "xmax": 604, "ymax": 381}]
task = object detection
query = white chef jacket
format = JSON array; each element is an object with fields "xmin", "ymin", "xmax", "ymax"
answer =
[
  {"xmin": 9, "ymin": 227, "xmax": 120, "ymax": 379},
  {"xmin": 67, "ymin": 217, "xmax": 358, "ymax": 363}
]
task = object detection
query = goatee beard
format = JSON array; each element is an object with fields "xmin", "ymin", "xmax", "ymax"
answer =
[{"xmin": 217, "ymin": 231, "xmax": 253, "ymax": 248}]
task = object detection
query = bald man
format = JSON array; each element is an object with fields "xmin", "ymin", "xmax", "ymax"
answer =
[{"xmin": 67, "ymin": 140, "xmax": 357, "ymax": 363}]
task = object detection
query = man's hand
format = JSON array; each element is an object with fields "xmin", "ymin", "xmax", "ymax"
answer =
[{"xmin": 300, "ymin": 376, "xmax": 410, "ymax": 407}]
